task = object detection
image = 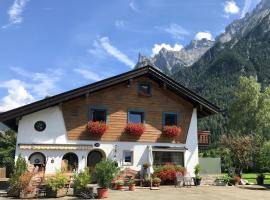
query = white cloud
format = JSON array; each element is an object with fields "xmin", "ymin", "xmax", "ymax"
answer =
[
  {"xmin": 241, "ymin": 0, "xmax": 252, "ymax": 18},
  {"xmin": 89, "ymin": 37, "xmax": 135, "ymax": 68},
  {"xmin": 151, "ymin": 43, "xmax": 183, "ymax": 56},
  {"xmin": 0, "ymin": 79, "xmax": 34, "ymax": 112},
  {"xmin": 10, "ymin": 67, "xmax": 63, "ymax": 98},
  {"xmin": 115, "ymin": 20, "xmax": 126, "ymax": 29},
  {"xmin": 224, "ymin": 1, "xmax": 240, "ymax": 14},
  {"xmin": 73, "ymin": 68, "xmax": 102, "ymax": 81},
  {"xmin": 195, "ymin": 31, "xmax": 214, "ymax": 41},
  {"xmin": 129, "ymin": 0, "xmax": 139, "ymax": 12},
  {"xmin": 2, "ymin": 0, "xmax": 29, "ymax": 28},
  {"xmin": 164, "ymin": 23, "xmax": 189, "ymax": 40}
]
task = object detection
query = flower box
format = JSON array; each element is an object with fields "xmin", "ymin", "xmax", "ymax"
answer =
[
  {"xmin": 125, "ymin": 123, "xmax": 145, "ymax": 136},
  {"xmin": 163, "ymin": 126, "xmax": 181, "ymax": 137},
  {"xmin": 87, "ymin": 121, "xmax": 107, "ymax": 135}
]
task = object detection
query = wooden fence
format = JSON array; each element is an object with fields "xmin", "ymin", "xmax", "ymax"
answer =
[{"xmin": 0, "ymin": 167, "xmax": 6, "ymax": 178}]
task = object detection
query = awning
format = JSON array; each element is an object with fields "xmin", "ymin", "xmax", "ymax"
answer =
[
  {"xmin": 18, "ymin": 144, "xmax": 93, "ymax": 150},
  {"xmin": 152, "ymin": 146, "xmax": 187, "ymax": 152}
]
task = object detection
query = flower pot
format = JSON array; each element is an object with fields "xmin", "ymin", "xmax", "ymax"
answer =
[
  {"xmin": 47, "ymin": 188, "xmax": 67, "ymax": 198},
  {"xmin": 257, "ymin": 177, "xmax": 264, "ymax": 185},
  {"xmin": 153, "ymin": 183, "xmax": 160, "ymax": 187},
  {"xmin": 20, "ymin": 192, "xmax": 37, "ymax": 199},
  {"xmin": 117, "ymin": 185, "xmax": 124, "ymax": 190},
  {"xmin": 194, "ymin": 178, "xmax": 201, "ymax": 186},
  {"xmin": 97, "ymin": 188, "xmax": 108, "ymax": 199},
  {"xmin": 129, "ymin": 184, "xmax": 136, "ymax": 191}
]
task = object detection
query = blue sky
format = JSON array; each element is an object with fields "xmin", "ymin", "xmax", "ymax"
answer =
[{"xmin": 0, "ymin": 0, "xmax": 260, "ymax": 111}]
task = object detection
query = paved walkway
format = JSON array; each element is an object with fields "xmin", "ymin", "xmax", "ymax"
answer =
[{"xmin": 1, "ymin": 186, "xmax": 270, "ymax": 200}]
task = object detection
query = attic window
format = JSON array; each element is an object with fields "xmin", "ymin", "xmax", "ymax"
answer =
[
  {"xmin": 90, "ymin": 108, "xmax": 107, "ymax": 122},
  {"xmin": 138, "ymin": 82, "xmax": 151, "ymax": 96}
]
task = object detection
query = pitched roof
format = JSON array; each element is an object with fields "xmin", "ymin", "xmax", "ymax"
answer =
[{"xmin": 0, "ymin": 65, "xmax": 220, "ymax": 130}]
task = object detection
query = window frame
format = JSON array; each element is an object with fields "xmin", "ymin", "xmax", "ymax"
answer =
[
  {"xmin": 89, "ymin": 106, "xmax": 108, "ymax": 124},
  {"xmin": 127, "ymin": 109, "xmax": 146, "ymax": 124},
  {"xmin": 162, "ymin": 112, "xmax": 180, "ymax": 127},
  {"xmin": 123, "ymin": 150, "xmax": 133, "ymax": 166},
  {"xmin": 137, "ymin": 82, "xmax": 152, "ymax": 96},
  {"xmin": 152, "ymin": 151, "xmax": 185, "ymax": 167}
]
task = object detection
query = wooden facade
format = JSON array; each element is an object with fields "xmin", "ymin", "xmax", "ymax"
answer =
[{"xmin": 62, "ymin": 77, "xmax": 194, "ymax": 143}]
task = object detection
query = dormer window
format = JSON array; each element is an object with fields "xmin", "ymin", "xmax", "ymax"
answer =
[{"xmin": 138, "ymin": 82, "xmax": 151, "ymax": 96}]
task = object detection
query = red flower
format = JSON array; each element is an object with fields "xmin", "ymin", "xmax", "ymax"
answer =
[
  {"xmin": 87, "ymin": 121, "xmax": 107, "ymax": 135},
  {"xmin": 163, "ymin": 126, "xmax": 182, "ymax": 137},
  {"xmin": 125, "ymin": 123, "xmax": 145, "ymax": 136}
]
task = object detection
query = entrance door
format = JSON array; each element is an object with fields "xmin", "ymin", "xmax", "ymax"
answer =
[{"xmin": 87, "ymin": 150, "xmax": 104, "ymax": 171}]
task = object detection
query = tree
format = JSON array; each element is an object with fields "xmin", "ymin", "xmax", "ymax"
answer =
[
  {"xmin": 228, "ymin": 76, "xmax": 270, "ymax": 138},
  {"xmin": 0, "ymin": 129, "xmax": 16, "ymax": 176},
  {"xmin": 220, "ymin": 135, "xmax": 254, "ymax": 174}
]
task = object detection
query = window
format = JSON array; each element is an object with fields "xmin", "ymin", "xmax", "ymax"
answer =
[
  {"xmin": 128, "ymin": 110, "xmax": 145, "ymax": 123},
  {"xmin": 90, "ymin": 108, "xmax": 107, "ymax": 122},
  {"xmin": 153, "ymin": 151, "xmax": 184, "ymax": 166},
  {"xmin": 34, "ymin": 121, "xmax": 46, "ymax": 132},
  {"xmin": 163, "ymin": 112, "xmax": 178, "ymax": 126},
  {"xmin": 138, "ymin": 82, "xmax": 151, "ymax": 96},
  {"xmin": 123, "ymin": 150, "xmax": 133, "ymax": 165}
]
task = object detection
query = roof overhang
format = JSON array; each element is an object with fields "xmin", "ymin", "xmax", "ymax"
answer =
[{"xmin": 0, "ymin": 66, "xmax": 221, "ymax": 130}]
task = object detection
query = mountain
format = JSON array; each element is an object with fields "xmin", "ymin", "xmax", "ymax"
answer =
[
  {"xmin": 135, "ymin": 38, "xmax": 214, "ymax": 75},
  {"xmin": 173, "ymin": 0, "xmax": 270, "ymax": 140},
  {"xmin": 136, "ymin": 0, "xmax": 270, "ymax": 142}
]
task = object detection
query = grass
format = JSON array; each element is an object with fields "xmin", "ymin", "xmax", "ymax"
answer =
[{"xmin": 241, "ymin": 173, "xmax": 270, "ymax": 184}]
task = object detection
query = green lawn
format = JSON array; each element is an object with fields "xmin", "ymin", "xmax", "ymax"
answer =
[{"xmin": 241, "ymin": 173, "xmax": 270, "ymax": 184}]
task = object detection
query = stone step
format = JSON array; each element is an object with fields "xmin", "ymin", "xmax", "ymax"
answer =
[{"xmin": 200, "ymin": 175, "xmax": 220, "ymax": 186}]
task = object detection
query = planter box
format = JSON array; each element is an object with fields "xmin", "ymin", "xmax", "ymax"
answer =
[
  {"xmin": 47, "ymin": 188, "xmax": 67, "ymax": 198},
  {"xmin": 20, "ymin": 192, "xmax": 37, "ymax": 199}
]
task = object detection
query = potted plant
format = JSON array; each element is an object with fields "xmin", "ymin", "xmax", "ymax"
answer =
[
  {"xmin": 194, "ymin": 164, "xmax": 202, "ymax": 186},
  {"xmin": 46, "ymin": 170, "xmax": 68, "ymax": 198},
  {"xmin": 234, "ymin": 175, "xmax": 241, "ymax": 185},
  {"xmin": 115, "ymin": 180, "xmax": 124, "ymax": 190},
  {"xmin": 95, "ymin": 159, "xmax": 120, "ymax": 199},
  {"xmin": 256, "ymin": 173, "xmax": 265, "ymax": 185},
  {"xmin": 87, "ymin": 121, "xmax": 107, "ymax": 135},
  {"xmin": 73, "ymin": 170, "xmax": 92, "ymax": 198},
  {"xmin": 128, "ymin": 179, "xmax": 136, "ymax": 191},
  {"xmin": 152, "ymin": 177, "xmax": 161, "ymax": 187},
  {"xmin": 125, "ymin": 123, "xmax": 145, "ymax": 136},
  {"xmin": 163, "ymin": 126, "xmax": 181, "ymax": 137}
]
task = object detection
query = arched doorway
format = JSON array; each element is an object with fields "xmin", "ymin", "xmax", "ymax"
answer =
[
  {"xmin": 62, "ymin": 152, "xmax": 78, "ymax": 172},
  {"xmin": 29, "ymin": 152, "xmax": 46, "ymax": 172},
  {"xmin": 87, "ymin": 149, "xmax": 105, "ymax": 171}
]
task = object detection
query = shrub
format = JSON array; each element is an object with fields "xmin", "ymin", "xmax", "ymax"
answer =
[
  {"xmin": 127, "ymin": 179, "xmax": 135, "ymax": 185},
  {"xmin": 152, "ymin": 177, "xmax": 161, "ymax": 184},
  {"xmin": 73, "ymin": 170, "xmax": 91, "ymax": 190},
  {"xmin": 95, "ymin": 159, "xmax": 120, "ymax": 189},
  {"xmin": 125, "ymin": 123, "xmax": 145, "ymax": 136},
  {"xmin": 8, "ymin": 155, "xmax": 28, "ymax": 196},
  {"xmin": 87, "ymin": 121, "xmax": 107, "ymax": 135},
  {"xmin": 153, "ymin": 164, "xmax": 186, "ymax": 183},
  {"xmin": 115, "ymin": 180, "xmax": 124, "ymax": 186},
  {"xmin": 18, "ymin": 172, "xmax": 34, "ymax": 192},
  {"xmin": 46, "ymin": 171, "xmax": 68, "ymax": 191},
  {"xmin": 163, "ymin": 126, "xmax": 181, "ymax": 137}
]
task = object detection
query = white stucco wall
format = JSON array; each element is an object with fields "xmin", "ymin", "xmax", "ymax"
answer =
[{"xmin": 16, "ymin": 106, "xmax": 198, "ymax": 175}]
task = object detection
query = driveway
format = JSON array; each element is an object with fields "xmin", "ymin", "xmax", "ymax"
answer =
[{"xmin": 1, "ymin": 186, "xmax": 270, "ymax": 200}]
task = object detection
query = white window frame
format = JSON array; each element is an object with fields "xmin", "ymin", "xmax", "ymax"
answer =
[{"xmin": 123, "ymin": 150, "xmax": 133, "ymax": 166}]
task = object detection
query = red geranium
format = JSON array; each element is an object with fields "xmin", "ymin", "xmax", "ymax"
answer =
[
  {"xmin": 87, "ymin": 121, "xmax": 107, "ymax": 135},
  {"xmin": 163, "ymin": 126, "xmax": 182, "ymax": 137},
  {"xmin": 125, "ymin": 123, "xmax": 145, "ymax": 136}
]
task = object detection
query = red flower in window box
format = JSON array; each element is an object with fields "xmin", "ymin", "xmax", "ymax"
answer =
[
  {"xmin": 125, "ymin": 123, "xmax": 145, "ymax": 136},
  {"xmin": 163, "ymin": 126, "xmax": 181, "ymax": 137},
  {"xmin": 87, "ymin": 121, "xmax": 107, "ymax": 135}
]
